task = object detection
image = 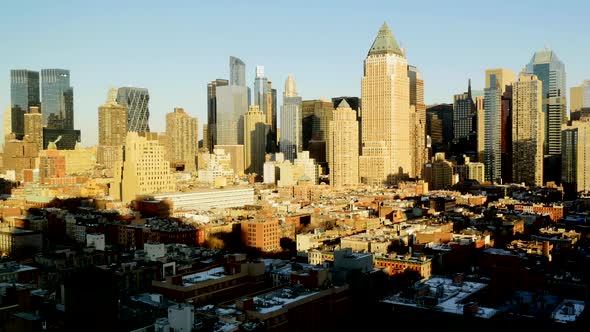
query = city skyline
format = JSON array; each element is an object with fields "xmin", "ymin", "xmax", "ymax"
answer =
[{"xmin": 1, "ymin": 0, "xmax": 589, "ymax": 146}]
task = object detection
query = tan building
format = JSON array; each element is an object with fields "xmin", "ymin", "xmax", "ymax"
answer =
[
  {"xmin": 214, "ymin": 144, "xmax": 244, "ymax": 176},
  {"xmin": 562, "ymin": 120, "xmax": 590, "ymax": 193},
  {"xmin": 423, "ymin": 152, "xmax": 457, "ymax": 190},
  {"xmin": 359, "ymin": 141, "xmax": 390, "ymax": 186},
  {"xmin": 24, "ymin": 106, "xmax": 43, "ymax": 151},
  {"xmin": 328, "ymin": 100, "xmax": 359, "ymax": 187},
  {"xmin": 512, "ymin": 72, "xmax": 544, "ymax": 186},
  {"xmin": 241, "ymin": 218, "xmax": 280, "ymax": 252},
  {"xmin": 3, "ymin": 106, "xmax": 11, "ymax": 143},
  {"xmin": 456, "ymin": 156, "xmax": 485, "ymax": 184},
  {"xmin": 485, "ymin": 68, "xmax": 516, "ymax": 93},
  {"xmin": 38, "ymin": 144, "xmax": 96, "ymax": 177},
  {"xmin": 112, "ymin": 132, "xmax": 175, "ymax": 202},
  {"xmin": 570, "ymin": 80, "xmax": 590, "ymax": 114},
  {"xmin": 202, "ymin": 124, "xmax": 209, "ymax": 151},
  {"xmin": 166, "ymin": 107, "xmax": 199, "ymax": 171},
  {"xmin": 408, "ymin": 66, "xmax": 427, "ymax": 178},
  {"xmin": 361, "ymin": 23, "xmax": 411, "ymax": 184},
  {"xmin": 244, "ymin": 105, "xmax": 267, "ymax": 176},
  {"xmin": 475, "ymin": 95, "xmax": 485, "ymax": 163},
  {"xmin": 2, "ymin": 134, "xmax": 38, "ymax": 178},
  {"xmin": 98, "ymin": 99, "xmax": 127, "ymax": 168}
]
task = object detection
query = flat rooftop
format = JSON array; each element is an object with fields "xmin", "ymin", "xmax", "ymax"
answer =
[
  {"xmin": 551, "ymin": 300, "xmax": 585, "ymax": 323},
  {"xmin": 182, "ymin": 266, "xmax": 226, "ymax": 286},
  {"xmin": 383, "ymin": 277, "xmax": 497, "ymax": 319},
  {"xmin": 252, "ymin": 286, "xmax": 319, "ymax": 314}
]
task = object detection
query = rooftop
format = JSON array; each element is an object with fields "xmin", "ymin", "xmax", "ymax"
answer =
[
  {"xmin": 383, "ymin": 277, "xmax": 497, "ymax": 319},
  {"xmin": 182, "ymin": 266, "xmax": 226, "ymax": 286},
  {"xmin": 551, "ymin": 300, "xmax": 585, "ymax": 323},
  {"xmin": 252, "ymin": 286, "xmax": 319, "ymax": 314}
]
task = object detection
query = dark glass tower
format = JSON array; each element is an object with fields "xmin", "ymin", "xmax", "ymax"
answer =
[
  {"xmin": 207, "ymin": 79, "xmax": 229, "ymax": 152},
  {"xmin": 10, "ymin": 69, "xmax": 40, "ymax": 139},
  {"xmin": 41, "ymin": 69, "xmax": 74, "ymax": 129},
  {"xmin": 229, "ymin": 56, "xmax": 246, "ymax": 87},
  {"xmin": 116, "ymin": 87, "xmax": 150, "ymax": 133}
]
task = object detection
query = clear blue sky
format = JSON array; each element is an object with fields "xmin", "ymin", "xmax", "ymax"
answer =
[{"xmin": 1, "ymin": 0, "xmax": 588, "ymax": 146}]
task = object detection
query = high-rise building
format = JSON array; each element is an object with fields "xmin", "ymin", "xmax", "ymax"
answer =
[
  {"xmin": 301, "ymin": 99, "xmax": 333, "ymax": 172},
  {"xmin": 207, "ymin": 79, "xmax": 229, "ymax": 152},
  {"xmin": 361, "ymin": 23, "xmax": 411, "ymax": 184},
  {"xmin": 484, "ymin": 69, "xmax": 515, "ymax": 183},
  {"xmin": 244, "ymin": 105, "xmax": 267, "ymax": 176},
  {"xmin": 10, "ymin": 70, "xmax": 40, "ymax": 139},
  {"xmin": 426, "ymin": 104, "xmax": 453, "ymax": 156},
  {"xmin": 213, "ymin": 144, "xmax": 244, "ymax": 176},
  {"xmin": 408, "ymin": 65, "xmax": 427, "ymax": 178},
  {"xmin": 526, "ymin": 49, "xmax": 566, "ymax": 183},
  {"xmin": 24, "ymin": 106, "xmax": 43, "ymax": 151},
  {"xmin": 112, "ymin": 132, "xmax": 175, "ymax": 202},
  {"xmin": 423, "ymin": 153, "xmax": 457, "ymax": 190},
  {"xmin": 116, "ymin": 87, "xmax": 150, "ymax": 133},
  {"xmin": 294, "ymin": 151, "xmax": 320, "ymax": 185},
  {"xmin": 216, "ymin": 85, "xmax": 248, "ymax": 146},
  {"xmin": 570, "ymin": 80, "xmax": 590, "ymax": 114},
  {"xmin": 456, "ymin": 156, "xmax": 485, "ymax": 184},
  {"xmin": 280, "ymin": 75, "xmax": 302, "ymax": 161},
  {"xmin": 453, "ymin": 80, "xmax": 476, "ymax": 144},
  {"xmin": 41, "ymin": 69, "xmax": 74, "ymax": 129},
  {"xmin": 166, "ymin": 108, "xmax": 199, "ymax": 171},
  {"xmin": 328, "ymin": 99, "xmax": 359, "ymax": 187},
  {"xmin": 501, "ymin": 86, "xmax": 514, "ymax": 183},
  {"xmin": 332, "ymin": 96, "xmax": 362, "ymax": 156},
  {"xmin": 252, "ymin": 66, "xmax": 278, "ymax": 153},
  {"xmin": 4, "ymin": 106, "xmax": 11, "ymax": 141},
  {"xmin": 230, "ymin": 56, "xmax": 246, "ymax": 87},
  {"xmin": 562, "ymin": 120, "xmax": 590, "ymax": 195},
  {"xmin": 98, "ymin": 95, "xmax": 128, "ymax": 169},
  {"xmin": 474, "ymin": 93, "xmax": 485, "ymax": 163},
  {"xmin": 512, "ymin": 72, "xmax": 544, "ymax": 186},
  {"xmin": 42, "ymin": 128, "xmax": 81, "ymax": 150}
]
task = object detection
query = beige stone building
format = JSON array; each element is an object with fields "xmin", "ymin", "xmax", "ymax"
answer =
[
  {"xmin": 423, "ymin": 153, "xmax": 457, "ymax": 190},
  {"xmin": 2, "ymin": 134, "xmax": 38, "ymax": 178},
  {"xmin": 24, "ymin": 106, "xmax": 43, "ymax": 151},
  {"xmin": 361, "ymin": 23, "xmax": 411, "ymax": 184},
  {"xmin": 512, "ymin": 72, "xmax": 544, "ymax": 186},
  {"xmin": 244, "ymin": 105, "xmax": 267, "ymax": 176},
  {"xmin": 112, "ymin": 132, "xmax": 175, "ymax": 202},
  {"xmin": 408, "ymin": 65, "xmax": 427, "ymax": 178},
  {"xmin": 485, "ymin": 68, "xmax": 516, "ymax": 92},
  {"xmin": 98, "ymin": 99, "xmax": 127, "ymax": 168},
  {"xmin": 475, "ymin": 95, "xmax": 485, "ymax": 163},
  {"xmin": 166, "ymin": 107, "xmax": 199, "ymax": 171},
  {"xmin": 328, "ymin": 100, "xmax": 359, "ymax": 187},
  {"xmin": 214, "ymin": 144, "xmax": 244, "ymax": 176},
  {"xmin": 570, "ymin": 80, "xmax": 590, "ymax": 114},
  {"xmin": 359, "ymin": 141, "xmax": 390, "ymax": 186},
  {"xmin": 456, "ymin": 156, "xmax": 485, "ymax": 184}
]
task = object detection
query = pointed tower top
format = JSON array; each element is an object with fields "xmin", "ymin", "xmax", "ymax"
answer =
[
  {"xmin": 337, "ymin": 99, "xmax": 351, "ymax": 109},
  {"xmin": 284, "ymin": 75, "xmax": 297, "ymax": 97},
  {"xmin": 368, "ymin": 22, "xmax": 403, "ymax": 57}
]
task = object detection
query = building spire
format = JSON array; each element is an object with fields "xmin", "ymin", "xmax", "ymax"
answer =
[
  {"xmin": 284, "ymin": 75, "xmax": 297, "ymax": 97},
  {"xmin": 367, "ymin": 22, "xmax": 403, "ymax": 57}
]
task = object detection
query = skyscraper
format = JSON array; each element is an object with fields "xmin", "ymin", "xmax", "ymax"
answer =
[
  {"xmin": 360, "ymin": 23, "xmax": 411, "ymax": 184},
  {"xmin": 24, "ymin": 106, "xmax": 43, "ymax": 151},
  {"xmin": 570, "ymin": 80, "xmax": 590, "ymax": 114},
  {"xmin": 216, "ymin": 57, "xmax": 248, "ymax": 146},
  {"xmin": 112, "ymin": 132, "xmax": 175, "ymax": 203},
  {"xmin": 252, "ymin": 66, "xmax": 277, "ymax": 152},
  {"xmin": 408, "ymin": 65, "xmax": 427, "ymax": 178},
  {"xmin": 41, "ymin": 69, "xmax": 74, "ymax": 129},
  {"xmin": 116, "ymin": 87, "xmax": 150, "ymax": 133},
  {"xmin": 280, "ymin": 75, "xmax": 302, "ymax": 161},
  {"xmin": 328, "ymin": 99, "xmax": 359, "ymax": 187},
  {"xmin": 484, "ymin": 69, "xmax": 515, "ymax": 183},
  {"xmin": 98, "ymin": 94, "xmax": 128, "ymax": 169},
  {"xmin": 207, "ymin": 79, "xmax": 229, "ymax": 152},
  {"xmin": 166, "ymin": 108, "xmax": 199, "ymax": 171},
  {"xmin": 244, "ymin": 105, "xmax": 267, "ymax": 176},
  {"xmin": 512, "ymin": 72, "xmax": 544, "ymax": 186},
  {"xmin": 526, "ymin": 49, "xmax": 566, "ymax": 183},
  {"xmin": 562, "ymin": 120, "xmax": 590, "ymax": 195},
  {"xmin": 230, "ymin": 56, "xmax": 246, "ymax": 87},
  {"xmin": 453, "ymin": 80, "xmax": 475, "ymax": 144},
  {"xmin": 10, "ymin": 70, "xmax": 40, "ymax": 139}
]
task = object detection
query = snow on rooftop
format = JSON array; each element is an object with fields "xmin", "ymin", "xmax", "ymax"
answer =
[
  {"xmin": 253, "ymin": 288, "xmax": 319, "ymax": 314},
  {"xmin": 182, "ymin": 266, "xmax": 226, "ymax": 286},
  {"xmin": 383, "ymin": 277, "xmax": 497, "ymax": 319}
]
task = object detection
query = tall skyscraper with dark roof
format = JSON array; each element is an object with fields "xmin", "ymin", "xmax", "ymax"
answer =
[
  {"xmin": 230, "ymin": 56, "xmax": 246, "ymax": 87},
  {"xmin": 10, "ymin": 70, "xmax": 40, "ymax": 139},
  {"xmin": 359, "ymin": 23, "xmax": 411, "ymax": 185},
  {"xmin": 41, "ymin": 69, "xmax": 74, "ymax": 129},
  {"xmin": 116, "ymin": 87, "xmax": 150, "ymax": 133}
]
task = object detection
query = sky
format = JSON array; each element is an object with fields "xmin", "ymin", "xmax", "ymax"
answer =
[{"xmin": 1, "ymin": 0, "xmax": 588, "ymax": 146}]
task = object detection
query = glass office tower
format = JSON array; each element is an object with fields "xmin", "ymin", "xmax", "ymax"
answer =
[
  {"xmin": 116, "ymin": 87, "xmax": 150, "ymax": 133},
  {"xmin": 41, "ymin": 69, "xmax": 74, "ymax": 129}
]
